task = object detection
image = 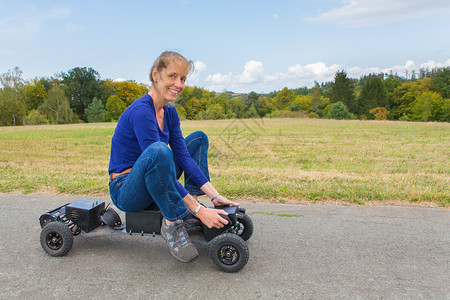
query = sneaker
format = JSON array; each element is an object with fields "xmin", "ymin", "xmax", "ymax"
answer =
[{"xmin": 161, "ymin": 219, "xmax": 199, "ymax": 263}]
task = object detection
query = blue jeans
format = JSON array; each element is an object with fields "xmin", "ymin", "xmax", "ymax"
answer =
[{"xmin": 109, "ymin": 131, "xmax": 210, "ymax": 222}]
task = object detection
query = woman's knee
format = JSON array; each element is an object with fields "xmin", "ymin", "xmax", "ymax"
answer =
[
  {"xmin": 189, "ymin": 131, "xmax": 209, "ymax": 146},
  {"xmin": 144, "ymin": 142, "xmax": 173, "ymax": 161}
]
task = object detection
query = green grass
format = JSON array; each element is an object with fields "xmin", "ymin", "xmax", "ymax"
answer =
[
  {"xmin": 257, "ymin": 212, "xmax": 302, "ymax": 217},
  {"xmin": 0, "ymin": 119, "xmax": 448, "ymax": 207}
]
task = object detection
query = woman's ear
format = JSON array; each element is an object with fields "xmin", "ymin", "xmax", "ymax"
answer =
[{"xmin": 151, "ymin": 68, "xmax": 158, "ymax": 82}]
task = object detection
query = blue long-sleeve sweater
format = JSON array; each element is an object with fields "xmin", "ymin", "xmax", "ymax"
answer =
[{"xmin": 108, "ymin": 93, "xmax": 208, "ymax": 197}]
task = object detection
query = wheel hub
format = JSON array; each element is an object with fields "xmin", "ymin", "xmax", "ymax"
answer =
[
  {"xmin": 219, "ymin": 245, "xmax": 239, "ymax": 265},
  {"xmin": 46, "ymin": 232, "xmax": 63, "ymax": 250}
]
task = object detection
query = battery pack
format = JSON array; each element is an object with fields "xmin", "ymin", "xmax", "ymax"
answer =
[
  {"xmin": 66, "ymin": 198, "xmax": 105, "ymax": 233},
  {"xmin": 126, "ymin": 210, "xmax": 163, "ymax": 234}
]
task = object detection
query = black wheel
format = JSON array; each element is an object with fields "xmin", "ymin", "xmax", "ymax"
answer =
[
  {"xmin": 209, "ymin": 233, "xmax": 249, "ymax": 273},
  {"xmin": 229, "ymin": 213, "xmax": 253, "ymax": 241},
  {"xmin": 40, "ymin": 221, "xmax": 73, "ymax": 257}
]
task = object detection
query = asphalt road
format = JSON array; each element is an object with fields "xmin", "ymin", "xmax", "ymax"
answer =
[{"xmin": 0, "ymin": 194, "xmax": 449, "ymax": 299}]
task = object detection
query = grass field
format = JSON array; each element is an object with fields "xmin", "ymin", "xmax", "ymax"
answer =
[{"xmin": 0, "ymin": 118, "xmax": 448, "ymax": 207}]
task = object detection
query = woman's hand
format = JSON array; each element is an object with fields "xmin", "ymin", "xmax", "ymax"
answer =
[
  {"xmin": 196, "ymin": 206, "xmax": 229, "ymax": 229},
  {"xmin": 199, "ymin": 182, "xmax": 239, "ymax": 207},
  {"xmin": 212, "ymin": 194, "xmax": 239, "ymax": 207}
]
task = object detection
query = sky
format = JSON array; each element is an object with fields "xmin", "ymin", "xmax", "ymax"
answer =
[{"xmin": 1, "ymin": 0, "xmax": 449, "ymax": 93}]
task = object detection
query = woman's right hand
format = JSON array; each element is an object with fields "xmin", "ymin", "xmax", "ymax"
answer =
[{"xmin": 196, "ymin": 206, "xmax": 229, "ymax": 229}]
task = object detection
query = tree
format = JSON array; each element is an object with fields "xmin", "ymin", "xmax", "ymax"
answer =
[
  {"xmin": 174, "ymin": 103, "xmax": 187, "ymax": 119},
  {"xmin": 320, "ymin": 81, "xmax": 334, "ymax": 100},
  {"xmin": 105, "ymin": 95, "xmax": 126, "ymax": 121},
  {"xmin": 24, "ymin": 109, "xmax": 49, "ymax": 125},
  {"xmin": 246, "ymin": 104, "xmax": 259, "ymax": 118},
  {"xmin": 358, "ymin": 75, "xmax": 388, "ymax": 118},
  {"xmin": 229, "ymin": 96, "xmax": 248, "ymax": 118},
  {"xmin": 430, "ymin": 67, "xmax": 450, "ymax": 98},
  {"xmin": 104, "ymin": 79, "xmax": 148, "ymax": 106},
  {"xmin": 0, "ymin": 67, "xmax": 26, "ymax": 126},
  {"xmin": 307, "ymin": 112, "xmax": 320, "ymax": 118},
  {"xmin": 25, "ymin": 77, "xmax": 48, "ymax": 111},
  {"xmin": 328, "ymin": 101, "xmax": 353, "ymax": 120},
  {"xmin": 383, "ymin": 76, "xmax": 404, "ymax": 117},
  {"xmin": 177, "ymin": 86, "xmax": 193, "ymax": 107},
  {"xmin": 59, "ymin": 67, "xmax": 103, "ymax": 121},
  {"xmin": 330, "ymin": 70, "xmax": 356, "ymax": 113},
  {"xmin": 322, "ymin": 103, "xmax": 335, "ymax": 119},
  {"xmin": 292, "ymin": 86, "xmax": 310, "ymax": 96},
  {"xmin": 440, "ymin": 99, "xmax": 450, "ymax": 122},
  {"xmin": 84, "ymin": 97, "xmax": 106, "ymax": 123},
  {"xmin": 410, "ymin": 91, "xmax": 445, "ymax": 122},
  {"xmin": 183, "ymin": 96, "xmax": 208, "ymax": 120},
  {"xmin": 311, "ymin": 82, "xmax": 321, "ymax": 108},
  {"xmin": 208, "ymin": 93, "xmax": 231, "ymax": 117},
  {"xmin": 391, "ymin": 78, "xmax": 433, "ymax": 120},
  {"xmin": 272, "ymin": 87, "xmax": 295, "ymax": 110},
  {"xmin": 256, "ymin": 96, "xmax": 273, "ymax": 117},
  {"xmin": 290, "ymin": 95, "xmax": 313, "ymax": 112},
  {"xmin": 369, "ymin": 107, "xmax": 389, "ymax": 120},
  {"xmin": 204, "ymin": 103, "xmax": 226, "ymax": 120},
  {"xmin": 191, "ymin": 87, "xmax": 204, "ymax": 100},
  {"xmin": 312, "ymin": 96, "xmax": 331, "ymax": 117},
  {"xmin": 39, "ymin": 82, "xmax": 74, "ymax": 124},
  {"xmin": 246, "ymin": 91, "xmax": 259, "ymax": 106}
]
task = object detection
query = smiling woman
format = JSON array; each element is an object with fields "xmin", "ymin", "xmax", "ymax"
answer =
[
  {"xmin": 108, "ymin": 51, "xmax": 239, "ymax": 263},
  {"xmin": 149, "ymin": 52, "xmax": 193, "ymax": 112}
]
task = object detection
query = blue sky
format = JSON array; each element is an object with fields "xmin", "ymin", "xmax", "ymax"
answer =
[{"xmin": 1, "ymin": 0, "xmax": 449, "ymax": 93}]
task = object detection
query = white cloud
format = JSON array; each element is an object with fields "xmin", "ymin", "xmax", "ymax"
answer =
[
  {"xmin": 236, "ymin": 60, "xmax": 264, "ymax": 84},
  {"xmin": 203, "ymin": 60, "xmax": 340, "ymax": 92},
  {"xmin": 267, "ymin": 62, "xmax": 340, "ymax": 89},
  {"xmin": 206, "ymin": 72, "xmax": 232, "ymax": 85},
  {"xmin": 196, "ymin": 58, "xmax": 450, "ymax": 93},
  {"xmin": 419, "ymin": 59, "xmax": 450, "ymax": 69},
  {"xmin": 381, "ymin": 60, "xmax": 417, "ymax": 75},
  {"xmin": 186, "ymin": 60, "xmax": 207, "ymax": 86},
  {"xmin": 193, "ymin": 60, "xmax": 207, "ymax": 72},
  {"xmin": 305, "ymin": 0, "xmax": 450, "ymax": 27}
]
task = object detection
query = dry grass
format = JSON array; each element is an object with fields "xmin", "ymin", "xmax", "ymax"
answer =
[{"xmin": 0, "ymin": 119, "xmax": 448, "ymax": 207}]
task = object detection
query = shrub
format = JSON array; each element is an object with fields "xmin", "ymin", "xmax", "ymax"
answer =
[
  {"xmin": 307, "ymin": 112, "xmax": 320, "ymax": 119},
  {"xmin": 399, "ymin": 114, "xmax": 409, "ymax": 121},
  {"xmin": 246, "ymin": 104, "xmax": 259, "ymax": 118},
  {"xmin": 265, "ymin": 110, "xmax": 283, "ymax": 118},
  {"xmin": 24, "ymin": 109, "xmax": 49, "ymax": 125},
  {"xmin": 279, "ymin": 111, "xmax": 307, "ymax": 118},
  {"xmin": 322, "ymin": 103, "xmax": 335, "ymax": 118},
  {"xmin": 329, "ymin": 101, "xmax": 353, "ymax": 120},
  {"xmin": 105, "ymin": 95, "xmax": 126, "ymax": 121},
  {"xmin": 369, "ymin": 107, "xmax": 389, "ymax": 120},
  {"xmin": 205, "ymin": 103, "xmax": 226, "ymax": 120},
  {"xmin": 85, "ymin": 97, "xmax": 106, "ymax": 123}
]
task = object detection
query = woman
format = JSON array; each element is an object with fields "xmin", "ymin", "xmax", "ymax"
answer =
[{"xmin": 108, "ymin": 51, "xmax": 238, "ymax": 263}]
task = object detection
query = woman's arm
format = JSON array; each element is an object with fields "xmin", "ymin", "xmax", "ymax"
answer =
[
  {"xmin": 183, "ymin": 182, "xmax": 240, "ymax": 229},
  {"xmin": 183, "ymin": 193, "xmax": 229, "ymax": 228},
  {"xmin": 200, "ymin": 182, "xmax": 239, "ymax": 207}
]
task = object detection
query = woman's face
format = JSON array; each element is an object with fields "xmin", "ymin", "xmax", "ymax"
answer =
[{"xmin": 152, "ymin": 60, "xmax": 188, "ymax": 104}]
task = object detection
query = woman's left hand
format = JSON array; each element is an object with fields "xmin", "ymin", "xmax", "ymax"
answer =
[{"xmin": 212, "ymin": 194, "xmax": 239, "ymax": 207}]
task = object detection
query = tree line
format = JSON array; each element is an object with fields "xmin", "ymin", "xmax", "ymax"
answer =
[
  {"xmin": 0, "ymin": 67, "xmax": 148, "ymax": 126},
  {"xmin": 0, "ymin": 66, "xmax": 449, "ymax": 126}
]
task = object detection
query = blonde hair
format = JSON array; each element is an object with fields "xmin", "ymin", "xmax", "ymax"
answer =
[{"xmin": 149, "ymin": 51, "xmax": 194, "ymax": 83}]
